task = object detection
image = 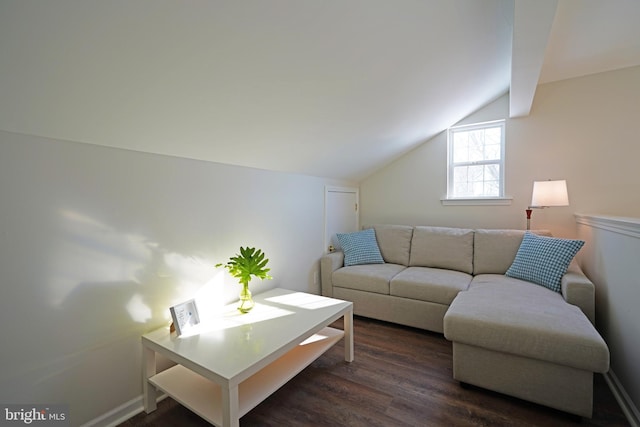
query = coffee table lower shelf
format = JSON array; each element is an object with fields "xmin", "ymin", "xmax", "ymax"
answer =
[{"xmin": 147, "ymin": 326, "xmax": 344, "ymax": 426}]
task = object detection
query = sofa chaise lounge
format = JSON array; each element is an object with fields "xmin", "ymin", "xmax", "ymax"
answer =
[{"xmin": 320, "ymin": 224, "xmax": 609, "ymax": 417}]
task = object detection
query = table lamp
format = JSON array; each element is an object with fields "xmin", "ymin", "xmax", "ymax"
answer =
[{"xmin": 526, "ymin": 179, "xmax": 569, "ymax": 230}]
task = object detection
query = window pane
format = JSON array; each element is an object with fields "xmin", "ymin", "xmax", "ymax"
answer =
[
  {"xmin": 453, "ymin": 134, "xmax": 468, "ymax": 163},
  {"xmin": 452, "ymin": 127, "xmax": 502, "ymax": 164},
  {"xmin": 485, "ymin": 180, "xmax": 500, "ymax": 196},
  {"xmin": 453, "ymin": 166, "xmax": 470, "ymax": 196},
  {"xmin": 468, "ymin": 165, "xmax": 484, "ymax": 181},
  {"xmin": 448, "ymin": 120, "xmax": 504, "ymax": 198},
  {"xmin": 453, "ymin": 166, "xmax": 468, "ymax": 182},
  {"xmin": 484, "ymin": 143, "xmax": 500, "ymax": 161},
  {"xmin": 468, "ymin": 132, "xmax": 484, "ymax": 162},
  {"xmin": 469, "ymin": 130, "xmax": 483, "ymax": 145},
  {"xmin": 454, "ymin": 182, "xmax": 471, "ymax": 196},
  {"xmin": 472, "ymin": 181, "xmax": 485, "ymax": 196},
  {"xmin": 485, "ymin": 164, "xmax": 500, "ymax": 180},
  {"xmin": 485, "ymin": 127, "xmax": 501, "ymax": 144}
]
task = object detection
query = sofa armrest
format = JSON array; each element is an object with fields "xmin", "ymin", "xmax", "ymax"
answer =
[
  {"xmin": 561, "ymin": 260, "xmax": 596, "ymax": 325},
  {"xmin": 320, "ymin": 251, "xmax": 344, "ymax": 297}
]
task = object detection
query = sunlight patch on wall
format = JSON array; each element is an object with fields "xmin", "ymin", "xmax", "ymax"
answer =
[
  {"xmin": 162, "ymin": 252, "xmax": 225, "ymax": 306},
  {"xmin": 126, "ymin": 294, "xmax": 152, "ymax": 323},
  {"xmin": 194, "ymin": 269, "xmax": 227, "ymax": 320},
  {"xmin": 51, "ymin": 208, "xmax": 235, "ymax": 328},
  {"xmin": 50, "ymin": 209, "xmax": 153, "ymax": 307}
]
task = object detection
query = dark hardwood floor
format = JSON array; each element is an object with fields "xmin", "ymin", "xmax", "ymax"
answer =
[{"xmin": 121, "ymin": 316, "xmax": 629, "ymax": 427}]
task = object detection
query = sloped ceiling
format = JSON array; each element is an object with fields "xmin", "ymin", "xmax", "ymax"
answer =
[{"xmin": 1, "ymin": 1, "xmax": 639, "ymax": 181}]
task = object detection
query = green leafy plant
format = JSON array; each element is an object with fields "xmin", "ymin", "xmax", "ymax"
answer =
[{"xmin": 216, "ymin": 246, "xmax": 272, "ymax": 287}]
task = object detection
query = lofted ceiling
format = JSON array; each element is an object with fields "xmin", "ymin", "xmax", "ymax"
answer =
[{"xmin": 1, "ymin": 0, "xmax": 639, "ymax": 181}]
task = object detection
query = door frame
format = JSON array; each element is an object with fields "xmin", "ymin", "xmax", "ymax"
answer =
[{"xmin": 324, "ymin": 186, "xmax": 359, "ymax": 253}]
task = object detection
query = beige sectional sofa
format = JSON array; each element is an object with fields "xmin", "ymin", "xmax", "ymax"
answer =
[{"xmin": 320, "ymin": 224, "xmax": 609, "ymax": 417}]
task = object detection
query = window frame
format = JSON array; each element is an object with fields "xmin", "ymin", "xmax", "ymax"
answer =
[{"xmin": 445, "ymin": 119, "xmax": 508, "ymax": 203}]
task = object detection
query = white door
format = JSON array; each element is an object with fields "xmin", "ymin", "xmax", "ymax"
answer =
[{"xmin": 324, "ymin": 186, "xmax": 359, "ymax": 253}]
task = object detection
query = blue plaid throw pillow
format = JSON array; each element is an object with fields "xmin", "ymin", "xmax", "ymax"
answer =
[
  {"xmin": 506, "ymin": 232, "xmax": 584, "ymax": 292},
  {"xmin": 336, "ymin": 229, "xmax": 384, "ymax": 266}
]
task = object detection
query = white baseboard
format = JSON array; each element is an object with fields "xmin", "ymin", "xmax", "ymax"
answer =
[
  {"xmin": 605, "ymin": 370, "xmax": 640, "ymax": 427},
  {"xmin": 80, "ymin": 393, "xmax": 166, "ymax": 427}
]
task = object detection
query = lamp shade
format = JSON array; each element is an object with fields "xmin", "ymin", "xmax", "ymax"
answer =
[{"xmin": 530, "ymin": 180, "xmax": 569, "ymax": 207}]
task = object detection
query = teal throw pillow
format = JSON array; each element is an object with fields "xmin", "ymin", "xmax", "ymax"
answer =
[
  {"xmin": 506, "ymin": 232, "xmax": 584, "ymax": 293},
  {"xmin": 336, "ymin": 229, "xmax": 385, "ymax": 266}
]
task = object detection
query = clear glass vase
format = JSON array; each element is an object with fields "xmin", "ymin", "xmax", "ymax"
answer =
[{"xmin": 238, "ymin": 283, "xmax": 255, "ymax": 313}]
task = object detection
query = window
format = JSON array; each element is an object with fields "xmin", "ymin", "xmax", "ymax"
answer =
[{"xmin": 447, "ymin": 120, "xmax": 505, "ymax": 200}]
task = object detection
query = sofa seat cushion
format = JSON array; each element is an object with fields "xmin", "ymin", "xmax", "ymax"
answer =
[
  {"xmin": 468, "ymin": 273, "xmax": 539, "ymax": 289},
  {"xmin": 333, "ymin": 263, "xmax": 406, "ymax": 295},
  {"xmin": 390, "ymin": 267, "xmax": 472, "ymax": 305},
  {"xmin": 444, "ymin": 275, "xmax": 609, "ymax": 373}
]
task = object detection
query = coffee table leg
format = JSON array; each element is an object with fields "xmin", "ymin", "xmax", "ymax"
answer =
[
  {"xmin": 221, "ymin": 383, "xmax": 240, "ymax": 427},
  {"xmin": 344, "ymin": 309, "xmax": 354, "ymax": 362},
  {"xmin": 142, "ymin": 346, "xmax": 157, "ymax": 413}
]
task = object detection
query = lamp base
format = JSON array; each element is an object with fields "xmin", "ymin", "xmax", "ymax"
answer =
[{"xmin": 526, "ymin": 208, "xmax": 532, "ymax": 230}]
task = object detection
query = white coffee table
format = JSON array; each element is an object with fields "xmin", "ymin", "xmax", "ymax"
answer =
[{"xmin": 142, "ymin": 287, "xmax": 354, "ymax": 427}]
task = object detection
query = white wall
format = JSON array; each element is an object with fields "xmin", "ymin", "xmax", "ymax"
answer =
[
  {"xmin": 577, "ymin": 215, "xmax": 640, "ymax": 425},
  {"xmin": 0, "ymin": 130, "xmax": 351, "ymax": 426},
  {"xmin": 361, "ymin": 65, "xmax": 640, "ymax": 238}
]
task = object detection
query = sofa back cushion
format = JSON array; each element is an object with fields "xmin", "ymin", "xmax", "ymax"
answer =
[
  {"xmin": 473, "ymin": 229, "xmax": 552, "ymax": 275},
  {"xmin": 372, "ymin": 224, "xmax": 414, "ymax": 266},
  {"xmin": 409, "ymin": 226, "xmax": 474, "ymax": 274}
]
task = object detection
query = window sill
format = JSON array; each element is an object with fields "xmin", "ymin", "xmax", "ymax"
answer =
[{"xmin": 441, "ymin": 197, "xmax": 513, "ymax": 206}]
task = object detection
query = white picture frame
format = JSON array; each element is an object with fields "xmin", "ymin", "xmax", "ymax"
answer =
[{"xmin": 169, "ymin": 299, "xmax": 200, "ymax": 336}]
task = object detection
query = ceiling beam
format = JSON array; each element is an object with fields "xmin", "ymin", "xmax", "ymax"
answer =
[{"xmin": 510, "ymin": 0, "xmax": 558, "ymax": 118}]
